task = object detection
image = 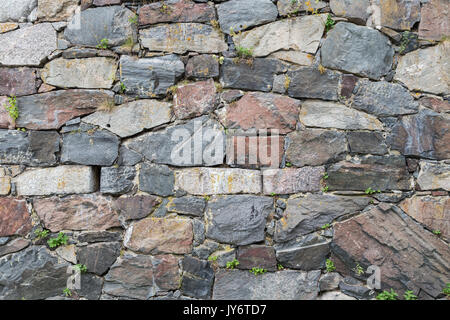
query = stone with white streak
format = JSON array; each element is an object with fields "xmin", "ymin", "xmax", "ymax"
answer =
[{"xmin": 417, "ymin": 161, "xmax": 450, "ymax": 191}]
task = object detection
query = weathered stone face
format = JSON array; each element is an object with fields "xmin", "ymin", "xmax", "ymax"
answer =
[
  {"xmin": 139, "ymin": 163, "xmax": 175, "ymax": 197},
  {"xmin": 0, "ymin": 0, "xmax": 37, "ymax": 23},
  {"xmin": 0, "ymin": 23, "xmax": 57, "ymax": 66},
  {"xmin": 83, "ymin": 99, "xmax": 172, "ymax": 138},
  {"xmin": 0, "ymin": 238, "xmax": 30, "ymax": 257},
  {"xmin": 113, "ymin": 195, "xmax": 161, "ymax": 222},
  {"xmin": 263, "ymin": 167, "xmax": 324, "ymax": 195},
  {"xmin": 278, "ymin": 0, "xmax": 328, "ymax": 16},
  {"xmin": 185, "ymin": 55, "xmax": 219, "ymax": 80},
  {"xmin": 173, "ymin": 79, "xmax": 217, "ymax": 120},
  {"xmin": 140, "ymin": 23, "xmax": 227, "ymax": 54},
  {"xmin": 287, "ymin": 67, "xmax": 341, "ymax": 101},
  {"xmin": 181, "ymin": 256, "xmax": 214, "ymax": 299},
  {"xmin": 100, "ymin": 166, "xmax": 136, "ymax": 195},
  {"xmin": 217, "ymin": 0, "xmax": 278, "ymax": 34},
  {"xmin": 139, "ymin": 0, "xmax": 216, "ymax": 26},
  {"xmin": 14, "ymin": 166, "xmax": 97, "ymax": 196},
  {"xmin": 321, "ymin": 22, "xmax": 394, "ymax": 80},
  {"xmin": 332, "ymin": 203, "xmax": 450, "ymax": 297},
  {"xmin": 166, "ymin": 196, "xmax": 206, "ymax": 217},
  {"xmin": 419, "ymin": 0, "xmax": 449, "ymax": 40},
  {"xmin": 65, "ymin": 6, "xmax": 136, "ymax": 47},
  {"xmin": 416, "ymin": 161, "xmax": 450, "ymax": 191},
  {"xmin": 42, "ymin": 58, "xmax": 118, "ymax": 89},
  {"xmin": 213, "ymin": 269, "xmax": 321, "ymax": 300},
  {"xmin": 124, "ymin": 217, "xmax": 193, "ymax": 255},
  {"xmin": 0, "ymin": 68, "xmax": 38, "ymax": 97},
  {"xmin": 374, "ymin": 0, "xmax": 421, "ymax": 31},
  {"xmin": 76, "ymin": 242, "xmax": 121, "ymax": 275},
  {"xmin": 394, "ymin": 41, "xmax": 449, "ymax": 95},
  {"xmin": 225, "ymin": 92, "xmax": 300, "ymax": 134},
  {"xmin": 274, "ymin": 194, "xmax": 371, "ymax": 242},
  {"xmin": 37, "ymin": 0, "xmax": 79, "ymax": 22},
  {"xmin": 347, "ymin": 131, "xmax": 388, "ymax": 155},
  {"xmin": 34, "ymin": 194, "xmax": 120, "ymax": 232},
  {"xmin": 0, "ymin": 198, "xmax": 31, "ymax": 237},
  {"xmin": 330, "ymin": 0, "xmax": 371, "ymax": 23},
  {"xmin": 236, "ymin": 245, "xmax": 277, "ymax": 271},
  {"xmin": 205, "ymin": 195, "xmax": 273, "ymax": 245},
  {"xmin": 119, "ymin": 55, "xmax": 184, "ymax": 98}
]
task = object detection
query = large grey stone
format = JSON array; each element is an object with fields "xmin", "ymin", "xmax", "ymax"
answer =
[
  {"xmin": 82, "ymin": 99, "xmax": 172, "ymax": 138},
  {"xmin": 321, "ymin": 22, "xmax": 394, "ymax": 80},
  {"xmin": 61, "ymin": 129, "xmax": 120, "ymax": 166},
  {"xmin": 205, "ymin": 195, "xmax": 273, "ymax": 245},
  {"xmin": 0, "ymin": 0, "xmax": 36, "ymax": 22},
  {"xmin": 65, "ymin": 6, "xmax": 137, "ymax": 47},
  {"xmin": 140, "ymin": 23, "xmax": 227, "ymax": 54},
  {"xmin": 416, "ymin": 161, "xmax": 450, "ymax": 191},
  {"xmin": 127, "ymin": 116, "xmax": 225, "ymax": 167},
  {"xmin": 139, "ymin": 163, "xmax": 174, "ymax": 197},
  {"xmin": 0, "ymin": 23, "xmax": 57, "ymax": 66},
  {"xmin": 213, "ymin": 269, "xmax": 321, "ymax": 300},
  {"xmin": 181, "ymin": 256, "xmax": 214, "ymax": 299},
  {"xmin": 287, "ymin": 67, "xmax": 341, "ymax": 101},
  {"xmin": 77, "ymin": 242, "xmax": 121, "ymax": 276},
  {"xmin": 217, "ymin": 0, "xmax": 278, "ymax": 34},
  {"xmin": 119, "ymin": 55, "xmax": 184, "ymax": 98},
  {"xmin": 166, "ymin": 196, "xmax": 206, "ymax": 217},
  {"xmin": 100, "ymin": 166, "xmax": 136, "ymax": 195},
  {"xmin": 352, "ymin": 79, "xmax": 419, "ymax": 116},
  {"xmin": 0, "ymin": 246, "xmax": 70, "ymax": 300},
  {"xmin": 347, "ymin": 131, "xmax": 388, "ymax": 155},
  {"xmin": 274, "ymin": 194, "xmax": 371, "ymax": 242}
]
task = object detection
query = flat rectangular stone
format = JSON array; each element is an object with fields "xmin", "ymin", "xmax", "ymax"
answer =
[
  {"xmin": 174, "ymin": 168, "xmax": 261, "ymax": 195},
  {"xmin": 263, "ymin": 167, "xmax": 324, "ymax": 195},
  {"xmin": 14, "ymin": 166, "xmax": 97, "ymax": 196}
]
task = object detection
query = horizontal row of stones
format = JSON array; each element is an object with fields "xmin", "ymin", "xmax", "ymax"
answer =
[{"xmin": 1, "ymin": 197, "xmax": 448, "ymax": 299}]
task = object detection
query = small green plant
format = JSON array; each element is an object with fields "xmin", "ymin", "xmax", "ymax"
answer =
[
  {"xmin": 325, "ymin": 259, "xmax": 335, "ymax": 272},
  {"xmin": 321, "ymin": 186, "xmax": 329, "ymax": 192},
  {"xmin": 120, "ymin": 82, "xmax": 127, "ymax": 93},
  {"xmin": 204, "ymin": 195, "xmax": 211, "ymax": 201},
  {"xmin": 63, "ymin": 288, "xmax": 72, "ymax": 297},
  {"xmin": 285, "ymin": 162, "xmax": 292, "ymax": 167},
  {"xmin": 270, "ymin": 192, "xmax": 276, "ymax": 197},
  {"xmin": 321, "ymin": 223, "xmax": 331, "ymax": 230},
  {"xmin": 277, "ymin": 264, "xmax": 284, "ymax": 270},
  {"xmin": 47, "ymin": 232, "xmax": 69, "ymax": 248},
  {"xmin": 34, "ymin": 229, "xmax": 50, "ymax": 240},
  {"xmin": 376, "ymin": 289, "xmax": 398, "ymax": 300},
  {"xmin": 4, "ymin": 96, "xmax": 19, "ymax": 122},
  {"xmin": 404, "ymin": 290, "xmax": 417, "ymax": 300},
  {"xmin": 250, "ymin": 267, "xmax": 267, "ymax": 275},
  {"xmin": 322, "ymin": 172, "xmax": 329, "ymax": 180},
  {"xmin": 365, "ymin": 187, "xmax": 381, "ymax": 195},
  {"xmin": 74, "ymin": 264, "xmax": 87, "ymax": 273},
  {"xmin": 235, "ymin": 45, "xmax": 253, "ymax": 59},
  {"xmin": 352, "ymin": 263, "xmax": 365, "ymax": 276},
  {"xmin": 443, "ymin": 283, "xmax": 450, "ymax": 297},
  {"xmin": 226, "ymin": 259, "xmax": 240, "ymax": 269},
  {"xmin": 208, "ymin": 255, "xmax": 218, "ymax": 262},
  {"xmin": 128, "ymin": 15, "xmax": 138, "ymax": 25},
  {"xmin": 433, "ymin": 230, "xmax": 442, "ymax": 236},
  {"xmin": 96, "ymin": 38, "xmax": 109, "ymax": 49},
  {"xmin": 325, "ymin": 14, "xmax": 335, "ymax": 32}
]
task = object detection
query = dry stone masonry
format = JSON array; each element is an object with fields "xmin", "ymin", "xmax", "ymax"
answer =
[{"xmin": 0, "ymin": 0, "xmax": 449, "ymax": 301}]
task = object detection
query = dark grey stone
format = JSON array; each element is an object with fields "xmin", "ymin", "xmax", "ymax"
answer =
[
  {"xmin": 76, "ymin": 231, "xmax": 122, "ymax": 244},
  {"xmin": 181, "ymin": 256, "xmax": 214, "ymax": 299},
  {"xmin": 319, "ymin": 272, "xmax": 342, "ymax": 292},
  {"xmin": 186, "ymin": 54, "xmax": 220, "ymax": 79},
  {"xmin": 117, "ymin": 146, "xmax": 142, "ymax": 166},
  {"xmin": 76, "ymin": 242, "xmax": 121, "ymax": 276},
  {"xmin": 192, "ymin": 219, "xmax": 205, "ymax": 246},
  {"xmin": 167, "ymin": 196, "xmax": 206, "ymax": 217},
  {"xmin": 347, "ymin": 131, "xmax": 388, "ymax": 155},
  {"xmin": 79, "ymin": 273, "xmax": 104, "ymax": 300},
  {"xmin": 139, "ymin": 163, "xmax": 175, "ymax": 196},
  {"xmin": 100, "ymin": 166, "xmax": 136, "ymax": 195},
  {"xmin": 287, "ymin": 67, "xmax": 341, "ymax": 101},
  {"xmin": 192, "ymin": 240, "xmax": 219, "ymax": 259},
  {"xmin": 339, "ymin": 277, "xmax": 375, "ymax": 300}
]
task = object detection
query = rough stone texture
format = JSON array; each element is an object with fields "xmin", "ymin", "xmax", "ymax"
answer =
[
  {"xmin": 37, "ymin": 0, "xmax": 79, "ymax": 22},
  {"xmin": 287, "ymin": 67, "xmax": 341, "ymax": 101},
  {"xmin": 42, "ymin": 58, "xmax": 118, "ymax": 89},
  {"xmin": 374, "ymin": 0, "xmax": 421, "ymax": 31},
  {"xmin": 139, "ymin": 0, "xmax": 215, "ymax": 25},
  {"xmin": 300, "ymin": 100, "xmax": 383, "ymax": 130},
  {"xmin": 330, "ymin": 0, "xmax": 371, "ymax": 23},
  {"xmin": 64, "ymin": 6, "xmax": 136, "ymax": 47},
  {"xmin": 319, "ymin": 272, "xmax": 343, "ymax": 292},
  {"xmin": 321, "ymin": 22, "xmax": 394, "ymax": 80},
  {"xmin": 34, "ymin": 194, "xmax": 120, "ymax": 232},
  {"xmin": 419, "ymin": 96, "xmax": 450, "ymax": 114},
  {"xmin": 128, "ymin": 116, "xmax": 225, "ymax": 167},
  {"xmin": 0, "ymin": 23, "xmax": 57, "ymax": 66},
  {"xmin": 0, "ymin": 22, "xmax": 18, "ymax": 34},
  {"xmin": 0, "ymin": 68, "xmax": 38, "ymax": 97},
  {"xmin": 236, "ymin": 245, "xmax": 277, "ymax": 271},
  {"xmin": 263, "ymin": 167, "xmax": 324, "ymax": 195},
  {"xmin": 100, "ymin": 166, "xmax": 136, "ymax": 195},
  {"xmin": 278, "ymin": 0, "xmax": 328, "ymax": 16},
  {"xmin": 77, "ymin": 242, "xmax": 121, "ymax": 275},
  {"xmin": 235, "ymin": 15, "xmax": 327, "ymax": 57},
  {"xmin": 140, "ymin": 23, "xmax": 227, "ymax": 54},
  {"xmin": 14, "ymin": 166, "xmax": 96, "ymax": 196},
  {"xmin": 220, "ymin": 58, "xmax": 286, "ymax": 92},
  {"xmin": 347, "ymin": 131, "xmax": 388, "ymax": 155},
  {"xmin": 327, "ymin": 155, "xmax": 411, "ymax": 191},
  {"xmin": 61, "ymin": 129, "xmax": 119, "ymax": 166},
  {"xmin": 124, "ymin": 217, "xmax": 193, "ymax": 254},
  {"xmin": 83, "ymin": 99, "xmax": 172, "ymax": 138},
  {"xmin": 0, "ymin": 0, "xmax": 37, "ymax": 23},
  {"xmin": 418, "ymin": 0, "xmax": 449, "ymax": 41},
  {"xmin": 0, "ymin": 246, "xmax": 70, "ymax": 300},
  {"xmin": 166, "ymin": 196, "xmax": 206, "ymax": 217},
  {"xmin": 213, "ymin": 269, "xmax": 321, "ymax": 300},
  {"xmin": 286, "ymin": 129, "xmax": 347, "ymax": 166},
  {"xmin": 16, "ymin": 90, "xmax": 114, "ymax": 130},
  {"xmin": 175, "ymin": 168, "xmax": 261, "ymax": 195},
  {"xmin": 400, "ymin": 196, "xmax": 449, "ymax": 239},
  {"xmin": 0, "ymin": 238, "xmax": 30, "ymax": 257},
  {"xmin": 332, "ymin": 203, "xmax": 450, "ymax": 297},
  {"xmin": 104, "ymin": 252, "xmax": 180, "ymax": 299},
  {"xmin": 274, "ymin": 194, "xmax": 371, "ymax": 242},
  {"xmin": 352, "ymin": 79, "xmax": 419, "ymax": 116},
  {"xmin": 181, "ymin": 256, "xmax": 214, "ymax": 299},
  {"xmin": 217, "ymin": 0, "xmax": 278, "ymax": 34},
  {"xmin": 225, "ymin": 92, "xmax": 300, "ymax": 134},
  {"xmin": 387, "ymin": 109, "xmax": 450, "ymax": 160},
  {"xmin": 205, "ymin": 195, "xmax": 273, "ymax": 245},
  {"xmin": 394, "ymin": 41, "xmax": 449, "ymax": 95},
  {"xmin": 113, "ymin": 195, "xmax": 161, "ymax": 222},
  {"xmin": 139, "ymin": 163, "xmax": 175, "ymax": 197},
  {"xmin": 119, "ymin": 55, "xmax": 184, "ymax": 98},
  {"xmin": 173, "ymin": 79, "xmax": 217, "ymax": 120},
  {"xmin": 186, "ymin": 55, "xmax": 219, "ymax": 80},
  {"xmin": 416, "ymin": 161, "xmax": 450, "ymax": 191},
  {"xmin": 0, "ymin": 198, "xmax": 31, "ymax": 237}
]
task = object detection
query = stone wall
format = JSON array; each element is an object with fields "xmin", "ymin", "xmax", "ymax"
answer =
[{"xmin": 0, "ymin": 0, "xmax": 449, "ymax": 300}]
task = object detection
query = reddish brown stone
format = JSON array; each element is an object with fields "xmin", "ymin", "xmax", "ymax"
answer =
[
  {"xmin": 419, "ymin": 96, "xmax": 450, "ymax": 113},
  {"xmin": 139, "ymin": 0, "xmax": 216, "ymax": 25},
  {"xmin": 431, "ymin": 191, "xmax": 448, "ymax": 196},
  {"xmin": 332, "ymin": 203, "xmax": 450, "ymax": 297},
  {"xmin": 419, "ymin": 0, "xmax": 450, "ymax": 40},
  {"xmin": 0, "ymin": 96, "xmax": 14, "ymax": 129},
  {"xmin": 226, "ymin": 135, "xmax": 284, "ymax": 168},
  {"xmin": 236, "ymin": 245, "xmax": 277, "ymax": 271},
  {"xmin": 226, "ymin": 92, "xmax": 300, "ymax": 134},
  {"xmin": 153, "ymin": 254, "xmax": 181, "ymax": 291},
  {"xmin": 0, "ymin": 198, "xmax": 32, "ymax": 237},
  {"xmin": 340, "ymin": 74, "xmax": 359, "ymax": 98},
  {"xmin": 173, "ymin": 79, "xmax": 217, "ymax": 119},
  {"xmin": 0, "ymin": 68, "xmax": 38, "ymax": 97},
  {"xmin": 113, "ymin": 195, "xmax": 162, "ymax": 222},
  {"xmin": 0, "ymin": 238, "xmax": 30, "ymax": 257},
  {"xmin": 33, "ymin": 194, "xmax": 121, "ymax": 232}
]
